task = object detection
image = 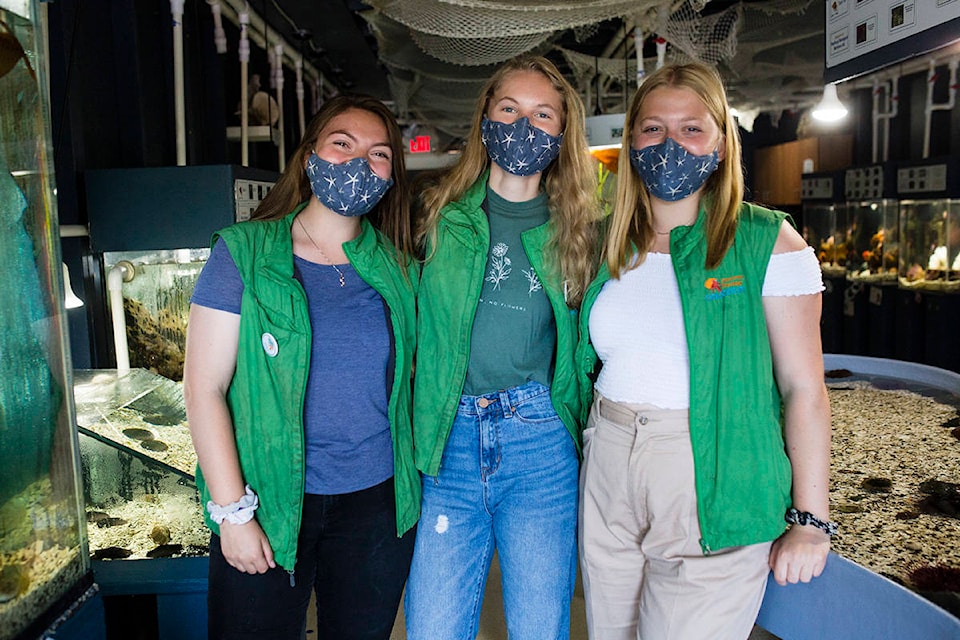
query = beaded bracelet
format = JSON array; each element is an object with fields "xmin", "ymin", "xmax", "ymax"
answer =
[
  {"xmin": 207, "ymin": 485, "xmax": 259, "ymax": 525},
  {"xmin": 785, "ymin": 507, "xmax": 839, "ymax": 536}
]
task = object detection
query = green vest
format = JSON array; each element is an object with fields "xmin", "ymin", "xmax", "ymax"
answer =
[
  {"xmin": 577, "ymin": 202, "xmax": 793, "ymax": 552},
  {"xmin": 195, "ymin": 206, "xmax": 420, "ymax": 571},
  {"xmin": 414, "ymin": 175, "xmax": 582, "ymax": 476}
]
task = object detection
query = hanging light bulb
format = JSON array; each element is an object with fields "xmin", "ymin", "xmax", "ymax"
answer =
[
  {"xmin": 812, "ymin": 83, "xmax": 848, "ymax": 122},
  {"xmin": 62, "ymin": 262, "xmax": 84, "ymax": 309}
]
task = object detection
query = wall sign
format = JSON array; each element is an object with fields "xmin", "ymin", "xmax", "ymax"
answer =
[{"xmin": 825, "ymin": 0, "xmax": 960, "ymax": 82}]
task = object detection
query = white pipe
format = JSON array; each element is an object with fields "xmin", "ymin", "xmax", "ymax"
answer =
[
  {"xmin": 275, "ymin": 45, "xmax": 286, "ymax": 171},
  {"xmin": 923, "ymin": 57, "xmax": 958, "ymax": 158},
  {"xmin": 239, "ymin": 10, "xmax": 250, "ymax": 166},
  {"xmin": 634, "ymin": 27, "xmax": 644, "ymax": 87},
  {"xmin": 171, "ymin": 0, "xmax": 186, "ymax": 166},
  {"xmin": 209, "ymin": 1, "xmax": 227, "ymax": 54},
  {"xmin": 217, "ymin": 1, "xmax": 326, "ymax": 98},
  {"xmin": 267, "ymin": 46, "xmax": 277, "ymax": 91},
  {"xmin": 296, "ymin": 59, "xmax": 306, "ymax": 139},
  {"xmin": 655, "ymin": 37, "xmax": 667, "ymax": 71},
  {"xmin": 871, "ymin": 76, "xmax": 899, "ymax": 163},
  {"xmin": 107, "ymin": 262, "xmax": 134, "ymax": 373}
]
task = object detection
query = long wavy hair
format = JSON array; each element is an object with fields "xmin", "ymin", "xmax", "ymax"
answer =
[
  {"xmin": 605, "ymin": 62, "xmax": 744, "ymax": 276},
  {"xmin": 416, "ymin": 55, "xmax": 600, "ymax": 307},
  {"xmin": 251, "ymin": 94, "xmax": 414, "ymax": 261}
]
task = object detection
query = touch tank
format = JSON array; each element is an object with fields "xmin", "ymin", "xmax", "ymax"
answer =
[
  {"xmin": 0, "ymin": 2, "xmax": 92, "ymax": 638},
  {"xmin": 823, "ymin": 355, "xmax": 960, "ymax": 617},
  {"xmin": 73, "ymin": 369, "xmax": 207, "ymax": 562}
]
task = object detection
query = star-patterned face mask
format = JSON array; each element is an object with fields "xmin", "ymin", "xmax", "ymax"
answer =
[
  {"xmin": 305, "ymin": 153, "xmax": 393, "ymax": 217},
  {"xmin": 481, "ymin": 117, "xmax": 563, "ymax": 177},
  {"xmin": 629, "ymin": 137, "xmax": 720, "ymax": 202}
]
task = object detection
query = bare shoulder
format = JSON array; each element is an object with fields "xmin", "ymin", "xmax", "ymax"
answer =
[{"xmin": 772, "ymin": 219, "xmax": 809, "ymax": 254}]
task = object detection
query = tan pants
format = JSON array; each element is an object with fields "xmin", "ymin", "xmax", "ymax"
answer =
[{"xmin": 578, "ymin": 395, "xmax": 772, "ymax": 640}]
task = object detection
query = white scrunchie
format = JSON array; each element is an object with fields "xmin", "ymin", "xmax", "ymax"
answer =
[{"xmin": 206, "ymin": 485, "xmax": 259, "ymax": 525}]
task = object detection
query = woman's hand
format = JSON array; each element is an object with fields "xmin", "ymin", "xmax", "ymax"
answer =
[
  {"xmin": 219, "ymin": 519, "xmax": 276, "ymax": 574},
  {"xmin": 768, "ymin": 525, "xmax": 830, "ymax": 585}
]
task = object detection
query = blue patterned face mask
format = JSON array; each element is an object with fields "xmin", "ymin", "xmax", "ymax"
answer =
[
  {"xmin": 305, "ymin": 153, "xmax": 393, "ymax": 217},
  {"xmin": 481, "ymin": 117, "xmax": 563, "ymax": 177},
  {"xmin": 629, "ymin": 137, "xmax": 719, "ymax": 201}
]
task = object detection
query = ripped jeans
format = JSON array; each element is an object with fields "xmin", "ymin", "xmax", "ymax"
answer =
[{"xmin": 404, "ymin": 380, "xmax": 579, "ymax": 640}]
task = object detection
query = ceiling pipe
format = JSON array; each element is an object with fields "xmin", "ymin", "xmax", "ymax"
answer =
[
  {"xmin": 218, "ymin": 0, "xmax": 327, "ymax": 96},
  {"xmin": 295, "ymin": 59, "xmax": 306, "ymax": 139},
  {"xmin": 274, "ymin": 44, "xmax": 286, "ymax": 171},
  {"xmin": 871, "ymin": 76, "xmax": 898, "ymax": 163},
  {"xmin": 239, "ymin": 9, "xmax": 250, "ymax": 166},
  {"xmin": 170, "ymin": 0, "xmax": 187, "ymax": 166},
  {"xmin": 634, "ymin": 27, "xmax": 645, "ymax": 87},
  {"xmin": 923, "ymin": 57, "xmax": 958, "ymax": 159},
  {"xmin": 208, "ymin": 1, "xmax": 228, "ymax": 54}
]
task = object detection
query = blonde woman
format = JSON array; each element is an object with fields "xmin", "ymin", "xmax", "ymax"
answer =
[
  {"xmin": 404, "ymin": 54, "xmax": 600, "ymax": 639},
  {"xmin": 576, "ymin": 62, "xmax": 833, "ymax": 639}
]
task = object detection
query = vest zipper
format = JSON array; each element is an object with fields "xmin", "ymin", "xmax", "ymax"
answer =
[{"xmin": 289, "ymin": 569, "xmax": 296, "ymax": 587}]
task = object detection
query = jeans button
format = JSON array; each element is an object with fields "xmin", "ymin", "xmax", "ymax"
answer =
[
  {"xmin": 639, "ymin": 415, "xmax": 648, "ymax": 425},
  {"xmin": 478, "ymin": 398, "xmax": 491, "ymax": 408}
]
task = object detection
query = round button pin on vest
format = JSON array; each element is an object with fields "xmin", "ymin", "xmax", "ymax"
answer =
[{"xmin": 261, "ymin": 332, "xmax": 279, "ymax": 357}]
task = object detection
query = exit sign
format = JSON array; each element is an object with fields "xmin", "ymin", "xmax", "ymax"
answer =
[{"xmin": 409, "ymin": 135, "xmax": 431, "ymax": 153}]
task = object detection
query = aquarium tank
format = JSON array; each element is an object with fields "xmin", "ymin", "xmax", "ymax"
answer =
[
  {"xmin": 102, "ymin": 249, "xmax": 209, "ymax": 381},
  {"xmin": 846, "ymin": 199, "xmax": 899, "ymax": 283},
  {"xmin": 804, "ymin": 201, "xmax": 851, "ymax": 277},
  {"xmin": 73, "ymin": 369, "xmax": 207, "ymax": 562},
  {"xmin": 0, "ymin": 2, "xmax": 91, "ymax": 638},
  {"xmin": 899, "ymin": 199, "xmax": 960, "ymax": 291}
]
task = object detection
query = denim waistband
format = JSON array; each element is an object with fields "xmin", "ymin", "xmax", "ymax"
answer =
[{"xmin": 457, "ymin": 380, "xmax": 550, "ymax": 416}]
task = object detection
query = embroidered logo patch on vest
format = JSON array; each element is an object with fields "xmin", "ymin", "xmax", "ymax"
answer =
[{"xmin": 704, "ymin": 275, "xmax": 744, "ymax": 300}]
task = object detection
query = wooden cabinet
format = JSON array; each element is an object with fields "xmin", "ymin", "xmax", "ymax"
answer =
[{"xmin": 751, "ymin": 134, "xmax": 852, "ymax": 206}]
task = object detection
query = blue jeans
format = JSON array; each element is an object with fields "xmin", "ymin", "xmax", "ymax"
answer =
[
  {"xmin": 404, "ymin": 381, "xmax": 579, "ymax": 640},
  {"xmin": 208, "ymin": 477, "xmax": 415, "ymax": 640}
]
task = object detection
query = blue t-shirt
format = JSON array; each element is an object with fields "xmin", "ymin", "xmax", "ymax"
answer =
[{"xmin": 191, "ymin": 239, "xmax": 394, "ymax": 495}]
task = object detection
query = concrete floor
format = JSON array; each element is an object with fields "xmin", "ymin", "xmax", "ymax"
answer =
[{"xmin": 305, "ymin": 553, "xmax": 781, "ymax": 639}]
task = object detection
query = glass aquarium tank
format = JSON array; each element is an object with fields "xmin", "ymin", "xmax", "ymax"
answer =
[
  {"xmin": 801, "ymin": 171, "xmax": 850, "ymax": 278},
  {"xmin": 73, "ymin": 369, "xmax": 207, "ymax": 561},
  {"xmin": 898, "ymin": 199, "xmax": 960, "ymax": 292},
  {"xmin": 846, "ymin": 199, "xmax": 899, "ymax": 283},
  {"xmin": 102, "ymin": 248, "xmax": 209, "ymax": 381},
  {"xmin": 0, "ymin": 2, "xmax": 91, "ymax": 638},
  {"xmin": 804, "ymin": 201, "xmax": 851, "ymax": 277}
]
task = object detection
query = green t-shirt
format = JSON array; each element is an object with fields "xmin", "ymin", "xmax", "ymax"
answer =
[{"xmin": 463, "ymin": 187, "xmax": 556, "ymax": 395}]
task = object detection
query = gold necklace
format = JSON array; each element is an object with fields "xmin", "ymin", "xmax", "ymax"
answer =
[{"xmin": 297, "ymin": 217, "xmax": 346, "ymax": 287}]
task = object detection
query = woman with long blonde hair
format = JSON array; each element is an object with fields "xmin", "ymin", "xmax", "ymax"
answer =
[
  {"xmin": 404, "ymin": 54, "xmax": 601, "ymax": 639},
  {"xmin": 576, "ymin": 62, "xmax": 832, "ymax": 639}
]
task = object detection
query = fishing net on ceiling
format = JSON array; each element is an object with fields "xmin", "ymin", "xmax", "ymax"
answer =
[
  {"xmin": 720, "ymin": 0, "xmax": 823, "ymax": 115},
  {"xmin": 557, "ymin": 0, "xmax": 822, "ymax": 128},
  {"xmin": 362, "ymin": 10, "xmax": 497, "ymax": 138},
  {"xmin": 361, "ymin": 0, "xmax": 824, "ymax": 138},
  {"xmin": 366, "ymin": 0, "xmax": 660, "ymax": 66}
]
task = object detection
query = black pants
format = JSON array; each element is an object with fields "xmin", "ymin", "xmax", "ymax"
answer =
[{"xmin": 207, "ymin": 477, "xmax": 416, "ymax": 640}]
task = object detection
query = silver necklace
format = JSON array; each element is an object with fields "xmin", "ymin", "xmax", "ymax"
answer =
[{"xmin": 297, "ymin": 217, "xmax": 346, "ymax": 287}]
